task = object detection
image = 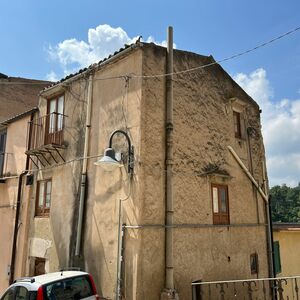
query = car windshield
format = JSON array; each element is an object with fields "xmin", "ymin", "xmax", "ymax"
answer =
[
  {"xmin": 1, "ymin": 288, "xmax": 36, "ymax": 300},
  {"xmin": 43, "ymin": 275, "xmax": 93, "ymax": 300}
]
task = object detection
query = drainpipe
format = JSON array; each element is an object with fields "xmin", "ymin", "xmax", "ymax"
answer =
[
  {"xmin": 9, "ymin": 171, "xmax": 27, "ymax": 284},
  {"xmin": 262, "ymin": 161, "xmax": 277, "ymax": 298},
  {"xmin": 9, "ymin": 111, "xmax": 34, "ymax": 284},
  {"xmin": 75, "ymin": 74, "xmax": 93, "ymax": 256},
  {"xmin": 246, "ymin": 127, "xmax": 260, "ymax": 224},
  {"xmin": 161, "ymin": 26, "xmax": 178, "ymax": 299}
]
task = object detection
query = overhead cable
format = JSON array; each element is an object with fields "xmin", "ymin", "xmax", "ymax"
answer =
[
  {"xmin": 131, "ymin": 25, "xmax": 300, "ymax": 79},
  {"xmin": 0, "ymin": 25, "xmax": 299, "ymax": 84}
]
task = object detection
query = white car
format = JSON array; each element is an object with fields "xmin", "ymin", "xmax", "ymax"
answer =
[{"xmin": 0, "ymin": 271, "xmax": 100, "ymax": 300}]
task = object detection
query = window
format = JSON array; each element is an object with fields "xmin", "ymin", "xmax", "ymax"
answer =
[
  {"xmin": 0, "ymin": 130, "xmax": 7, "ymax": 177},
  {"xmin": 273, "ymin": 241, "xmax": 282, "ymax": 274},
  {"xmin": 250, "ymin": 253, "xmax": 258, "ymax": 274},
  {"xmin": 15, "ymin": 287, "xmax": 29, "ymax": 300},
  {"xmin": 45, "ymin": 95, "xmax": 64, "ymax": 145},
  {"xmin": 44, "ymin": 275, "xmax": 94, "ymax": 300},
  {"xmin": 36, "ymin": 179, "xmax": 52, "ymax": 216},
  {"xmin": 233, "ymin": 111, "xmax": 242, "ymax": 138},
  {"xmin": 211, "ymin": 184, "xmax": 229, "ymax": 225},
  {"xmin": 1, "ymin": 288, "xmax": 14, "ymax": 300},
  {"xmin": 34, "ymin": 257, "xmax": 46, "ymax": 276},
  {"xmin": 192, "ymin": 280, "xmax": 202, "ymax": 300}
]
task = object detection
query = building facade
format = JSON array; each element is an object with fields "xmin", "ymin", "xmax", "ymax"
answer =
[
  {"xmin": 6, "ymin": 43, "xmax": 271, "ymax": 299},
  {"xmin": 0, "ymin": 75, "xmax": 50, "ymax": 292},
  {"xmin": 273, "ymin": 223, "xmax": 300, "ymax": 276}
]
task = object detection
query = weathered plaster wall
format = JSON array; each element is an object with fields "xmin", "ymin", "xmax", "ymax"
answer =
[
  {"xmin": 4, "ymin": 118, "xmax": 29, "ymax": 176},
  {"xmin": 273, "ymin": 230, "xmax": 300, "ymax": 298},
  {"xmin": 273, "ymin": 231, "xmax": 300, "ymax": 276},
  {"xmin": 23, "ymin": 43, "xmax": 270, "ymax": 300},
  {"xmin": 27, "ymin": 79, "xmax": 87, "ymax": 273},
  {"xmin": 84, "ymin": 48, "xmax": 143, "ymax": 299},
  {"xmin": 0, "ymin": 185, "xmax": 15, "ymax": 292},
  {"xmin": 135, "ymin": 44, "xmax": 167, "ymax": 300},
  {"xmin": 0, "ymin": 116, "xmax": 32, "ymax": 291},
  {"xmin": 135, "ymin": 44, "xmax": 269, "ymax": 299}
]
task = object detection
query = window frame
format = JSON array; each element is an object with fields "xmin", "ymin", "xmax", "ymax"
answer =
[
  {"xmin": 34, "ymin": 257, "xmax": 46, "ymax": 276},
  {"xmin": 35, "ymin": 179, "xmax": 52, "ymax": 217},
  {"xmin": 211, "ymin": 184, "xmax": 230, "ymax": 225},
  {"xmin": 250, "ymin": 253, "xmax": 259, "ymax": 274},
  {"xmin": 45, "ymin": 94, "xmax": 65, "ymax": 146},
  {"xmin": 192, "ymin": 280, "xmax": 202, "ymax": 300},
  {"xmin": 46, "ymin": 94, "xmax": 65, "ymax": 132},
  {"xmin": 273, "ymin": 241, "xmax": 282, "ymax": 274},
  {"xmin": 233, "ymin": 110, "xmax": 242, "ymax": 139},
  {"xmin": 0, "ymin": 129, "xmax": 7, "ymax": 177}
]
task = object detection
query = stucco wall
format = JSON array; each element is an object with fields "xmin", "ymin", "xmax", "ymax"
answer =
[
  {"xmin": 0, "ymin": 184, "xmax": 15, "ymax": 292},
  {"xmin": 23, "ymin": 43, "xmax": 270, "ymax": 300},
  {"xmin": 273, "ymin": 231, "xmax": 300, "ymax": 276},
  {"xmin": 4, "ymin": 118, "xmax": 30, "ymax": 176},
  {"xmin": 133, "ymin": 44, "xmax": 269, "ymax": 299},
  {"xmin": 84, "ymin": 47, "xmax": 143, "ymax": 299},
  {"xmin": 0, "ymin": 116, "xmax": 33, "ymax": 291},
  {"xmin": 27, "ymin": 79, "xmax": 87, "ymax": 274}
]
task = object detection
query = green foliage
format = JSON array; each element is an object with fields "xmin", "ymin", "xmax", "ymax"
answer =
[{"xmin": 270, "ymin": 183, "xmax": 300, "ymax": 223}]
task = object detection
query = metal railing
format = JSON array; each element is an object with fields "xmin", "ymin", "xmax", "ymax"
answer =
[
  {"xmin": 27, "ymin": 112, "xmax": 66, "ymax": 150},
  {"xmin": 192, "ymin": 276, "xmax": 300, "ymax": 300}
]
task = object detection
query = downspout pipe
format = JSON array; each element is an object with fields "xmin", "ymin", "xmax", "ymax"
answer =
[
  {"xmin": 9, "ymin": 171, "xmax": 27, "ymax": 284},
  {"xmin": 162, "ymin": 26, "xmax": 178, "ymax": 299},
  {"xmin": 262, "ymin": 161, "xmax": 276, "ymax": 298},
  {"xmin": 75, "ymin": 74, "xmax": 93, "ymax": 256},
  {"xmin": 9, "ymin": 112, "xmax": 34, "ymax": 284}
]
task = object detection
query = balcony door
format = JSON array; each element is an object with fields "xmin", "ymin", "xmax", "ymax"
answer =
[{"xmin": 45, "ymin": 95, "xmax": 64, "ymax": 145}]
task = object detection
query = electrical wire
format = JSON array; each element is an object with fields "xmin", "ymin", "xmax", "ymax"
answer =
[
  {"xmin": 21, "ymin": 151, "xmax": 228, "ymax": 178},
  {"xmin": 0, "ymin": 25, "xmax": 299, "ymax": 84},
  {"xmin": 131, "ymin": 25, "xmax": 300, "ymax": 79}
]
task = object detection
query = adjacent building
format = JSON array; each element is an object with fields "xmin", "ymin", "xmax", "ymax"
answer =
[
  {"xmin": 273, "ymin": 223, "xmax": 300, "ymax": 276},
  {"xmin": 0, "ymin": 75, "xmax": 50, "ymax": 291}
]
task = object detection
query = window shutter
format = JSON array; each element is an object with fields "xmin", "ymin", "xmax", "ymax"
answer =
[
  {"xmin": 273, "ymin": 241, "xmax": 282, "ymax": 274},
  {"xmin": 0, "ymin": 131, "xmax": 7, "ymax": 176}
]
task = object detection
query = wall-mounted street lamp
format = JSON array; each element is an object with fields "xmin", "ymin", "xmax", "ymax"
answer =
[
  {"xmin": 94, "ymin": 129, "xmax": 134, "ymax": 300},
  {"xmin": 94, "ymin": 129, "xmax": 134, "ymax": 176}
]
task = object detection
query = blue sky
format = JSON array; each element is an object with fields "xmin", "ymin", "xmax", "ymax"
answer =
[{"xmin": 1, "ymin": 0, "xmax": 299, "ymax": 186}]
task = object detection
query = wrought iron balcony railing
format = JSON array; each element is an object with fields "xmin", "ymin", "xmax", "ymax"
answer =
[
  {"xmin": 27, "ymin": 112, "xmax": 66, "ymax": 151},
  {"xmin": 192, "ymin": 276, "xmax": 300, "ymax": 300}
]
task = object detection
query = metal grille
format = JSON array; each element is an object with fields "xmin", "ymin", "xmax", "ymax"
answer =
[
  {"xmin": 27, "ymin": 112, "xmax": 66, "ymax": 150},
  {"xmin": 192, "ymin": 276, "xmax": 300, "ymax": 300}
]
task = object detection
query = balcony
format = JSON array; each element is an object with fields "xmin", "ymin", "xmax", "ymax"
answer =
[
  {"xmin": 192, "ymin": 276, "xmax": 300, "ymax": 299},
  {"xmin": 26, "ymin": 112, "xmax": 67, "ymax": 165}
]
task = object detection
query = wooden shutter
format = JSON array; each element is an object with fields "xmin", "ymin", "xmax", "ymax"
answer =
[
  {"xmin": 0, "ymin": 131, "xmax": 7, "ymax": 176},
  {"xmin": 273, "ymin": 241, "xmax": 282, "ymax": 274}
]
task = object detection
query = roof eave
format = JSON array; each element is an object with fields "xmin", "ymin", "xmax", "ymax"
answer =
[
  {"xmin": 0, "ymin": 107, "xmax": 38, "ymax": 126},
  {"xmin": 41, "ymin": 42, "xmax": 143, "ymax": 96}
]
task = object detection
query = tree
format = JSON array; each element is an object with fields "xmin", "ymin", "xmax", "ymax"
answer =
[{"xmin": 270, "ymin": 184, "xmax": 300, "ymax": 223}]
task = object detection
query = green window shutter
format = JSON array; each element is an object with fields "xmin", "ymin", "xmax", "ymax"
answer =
[{"xmin": 273, "ymin": 241, "xmax": 282, "ymax": 274}]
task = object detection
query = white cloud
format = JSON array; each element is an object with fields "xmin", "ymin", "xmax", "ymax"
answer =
[
  {"xmin": 234, "ymin": 69, "xmax": 300, "ymax": 187},
  {"xmin": 45, "ymin": 71, "xmax": 59, "ymax": 82},
  {"xmin": 145, "ymin": 36, "xmax": 176, "ymax": 48},
  {"xmin": 48, "ymin": 24, "xmax": 171, "ymax": 76}
]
